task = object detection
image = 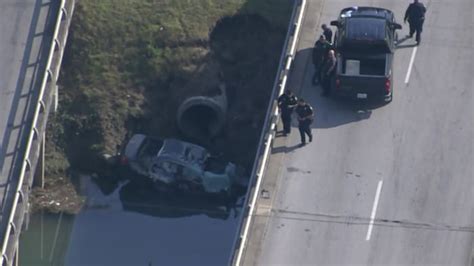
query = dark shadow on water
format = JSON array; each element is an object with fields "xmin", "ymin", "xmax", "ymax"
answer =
[
  {"xmin": 20, "ymin": 175, "xmax": 248, "ymax": 266},
  {"xmin": 119, "ymin": 180, "xmax": 243, "ymax": 220}
]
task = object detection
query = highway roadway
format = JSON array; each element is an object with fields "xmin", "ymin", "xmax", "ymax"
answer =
[
  {"xmin": 242, "ymin": 0, "xmax": 473, "ymax": 265},
  {"xmin": 0, "ymin": 0, "xmax": 57, "ymax": 236}
]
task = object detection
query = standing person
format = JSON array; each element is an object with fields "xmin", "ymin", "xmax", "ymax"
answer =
[
  {"xmin": 312, "ymin": 35, "xmax": 332, "ymax": 85},
  {"xmin": 321, "ymin": 49, "xmax": 337, "ymax": 97},
  {"xmin": 295, "ymin": 98, "xmax": 314, "ymax": 146},
  {"xmin": 404, "ymin": 0, "xmax": 426, "ymax": 45},
  {"xmin": 321, "ymin": 24, "xmax": 333, "ymax": 43},
  {"xmin": 277, "ymin": 89, "xmax": 297, "ymax": 136}
]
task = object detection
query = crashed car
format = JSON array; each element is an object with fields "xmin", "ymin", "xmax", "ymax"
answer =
[{"xmin": 121, "ymin": 134, "xmax": 243, "ymax": 195}]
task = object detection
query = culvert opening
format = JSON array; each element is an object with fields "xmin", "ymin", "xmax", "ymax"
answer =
[{"xmin": 179, "ymin": 104, "xmax": 221, "ymax": 139}]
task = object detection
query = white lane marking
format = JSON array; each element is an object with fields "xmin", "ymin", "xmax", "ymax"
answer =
[
  {"xmin": 366, "ymin": 180, "xmax": 383, "ymax": 241},
  {"xmin": 405, "ymin": 46, "xmax": 418, "ymax": 84}
]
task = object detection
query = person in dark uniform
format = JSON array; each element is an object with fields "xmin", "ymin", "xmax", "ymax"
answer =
[
  {"xmin": 312, "ymin": 35, "xmax": 332, "ymax": 85},
  {"xmin": 277, "ymin": 89, "xmax": 298, "ymax": 136},
  {"xmin": 321, "ymin": 24, "xmax": 333, "ymax": 43},
  {"xmin": 295, "ymin": 98, "xmax": 314, "ymax": 146},
  {"xmin": 404, "ymin": 0, "xmax": 426, "ymax": 45},
  {"xmin": 321, "ymin": 49, "xmax": 337, "ymax": 96}
]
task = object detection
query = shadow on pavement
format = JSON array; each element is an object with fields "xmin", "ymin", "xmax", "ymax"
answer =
[
  {"xmin": 396, "ymin": 36, "xmax": 418, "ymax": 49},
  {"xmin": 272, "ymin": 142, "xmax": 301, "ymax": 154},
  {"xmin": 396, "ymin": 43, "xmax": 418, "ymax": 49},
  {"xmin": 288, "ymin": 48, "xmax": 391, "ymax": 129}
]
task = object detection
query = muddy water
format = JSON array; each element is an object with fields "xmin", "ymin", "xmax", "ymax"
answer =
[{"xmin": 20, "ymin": 176, "xmax": 244, "ymax": 265}]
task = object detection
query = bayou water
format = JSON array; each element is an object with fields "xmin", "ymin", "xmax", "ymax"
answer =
[{"xmin": 20, "ymin": 176, "xmax": 244, "ymax": 265}]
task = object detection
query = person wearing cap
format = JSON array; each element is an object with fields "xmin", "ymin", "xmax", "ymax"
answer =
[
  {"xmin": 321, "ymin": 24, "xmax": 333, "ymax": 43},
  {"xmin": 277, "ymin": 89, "xmax": 298, "ymax": 136},
  {"xmin": 404, "ymin": 0, "xmax": 426, "ymax": 45},
  {"xmin": 295, "ymin": 98, "xmax": 314, "ymax": 146},
  {"xmin": 312, "ymin": 35, "xmax": 332, "ymax": 85}
]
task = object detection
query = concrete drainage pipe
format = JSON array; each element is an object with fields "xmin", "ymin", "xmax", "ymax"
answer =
[{"xmin": 177, "ymin": 84, "xmax": 227, "ymax": 141}]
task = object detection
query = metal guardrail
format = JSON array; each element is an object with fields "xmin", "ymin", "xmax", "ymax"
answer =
[
  {"xmin": 0, "ymin": 0, "xmax": 75, "ymax": 265},
  {"xmin": 229, "ymin": 0, "xmax": 307, "ymax": 265}
]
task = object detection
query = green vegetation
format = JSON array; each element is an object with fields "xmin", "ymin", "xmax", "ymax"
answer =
[{"xmin": 37, "ymin": 0, "xmax": 292, "ymax": 213}]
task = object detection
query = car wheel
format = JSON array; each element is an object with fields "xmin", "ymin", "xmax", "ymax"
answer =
[
  {"xmin": 385, "ymin": 82, "xmax": 394, "ymax": 103},
  {"xmin": 384, "ymin": 94, "xmax": 393, "ymax": 103}
]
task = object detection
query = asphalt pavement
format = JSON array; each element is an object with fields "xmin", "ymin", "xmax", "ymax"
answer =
[{"xmin": 242, "ymin": 0, "xmax": 474, "ymax": 265}]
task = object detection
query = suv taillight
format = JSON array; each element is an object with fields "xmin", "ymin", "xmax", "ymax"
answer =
[{"xmin": 385, "ymin": 78, "xmax": 391, "ymax": 93}]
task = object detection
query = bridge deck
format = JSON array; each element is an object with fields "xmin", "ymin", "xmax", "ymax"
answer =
[
  {"xmin": 0, "ymin": 0, "xmax": 58, "ymax": 242},
  {"xmin": 240, "ymin": 0, "xmax": 474, "ymax": 265}
]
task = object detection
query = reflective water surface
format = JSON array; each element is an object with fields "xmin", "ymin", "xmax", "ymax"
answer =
[{"xmin": 20, "ymin": 176, "xmax": 244, "ymax": 266}]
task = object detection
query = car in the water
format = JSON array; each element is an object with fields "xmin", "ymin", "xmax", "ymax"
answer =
[{"xmin": 121, "ymin": 134, "xmax": 245, "ymax": 195}]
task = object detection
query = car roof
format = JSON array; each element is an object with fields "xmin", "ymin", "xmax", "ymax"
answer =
[
  {"xmin": 345, "ymin": 17, "xmax": 386, "ymax": 41},
  {"xmin": 340, "ymin": 6, "xmax": 394, "ymax": 20},
  {"xmin": 158, "ymin": 139, "xmax": 208, "ymax": 166},
  {"xmin": 336, "ymin": 7, "xmax": 393, "ymax": 53}
]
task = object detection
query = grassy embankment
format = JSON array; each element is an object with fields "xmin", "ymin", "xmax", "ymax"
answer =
[{"xmin": 32, "ymin": 0, "xmax": 292, "ymax": 213}]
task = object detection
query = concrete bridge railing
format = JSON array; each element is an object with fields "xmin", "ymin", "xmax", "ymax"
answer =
[
  {"xmin": 228, "ymin": 0, "xmax": 307, "ymax": 265},
  {"xmin": 0, "ymin": 0, "xmax": 76, "ymax": 265}
]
